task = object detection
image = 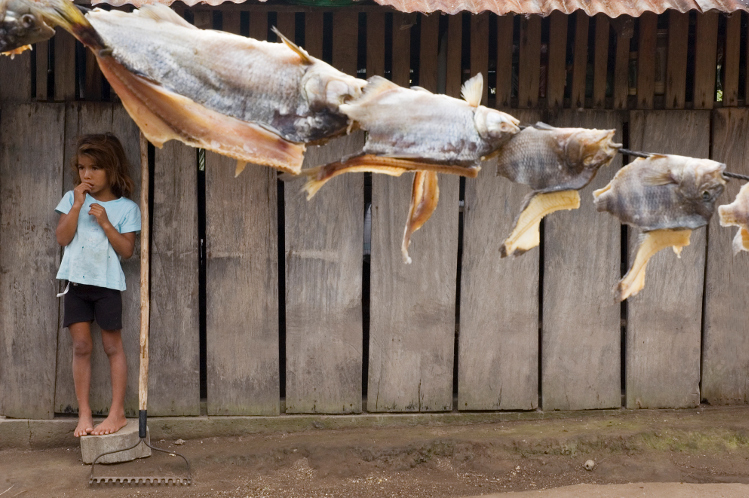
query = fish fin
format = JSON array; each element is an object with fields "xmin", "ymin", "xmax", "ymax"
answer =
[
  {"xmin": 461, "ymin": 73, "xmax": 483, "ymax": 107},
  {"xmin": 235, "ymin": 161, "xmax": 247, "ymax": 178},
  {"xmin": 616, "ymin": 229, "xmax": 692, "ymax": 301},
  {"xmin": 592, "ymin": 184, "xmax": 611, "ymax": 199},
  {"xmin": 719, "ymin": 204, "xmax": 740, "ymax": 227},
  {"xmin": 733, "ymin": 228, "xmax": 749, "ymax": 255},
  {"xmin": 639, "ymin": 162, "xmax": 679, "ymax": 187},
  {"xmin": 402, "ymin": 171, "xmax": 439, "ymax": 264},
  {"xmin": 95, "ymin": 54, "xmax": 305, "ymax": 174},
  {"xmin": 271, "ymin": 26, "xmax": 312, "ymax": 64},
  {"xmin": 351, "ymin": 76, "xmax": 399, "ymax": 105},
  {"xmin": 532, "ymin": 122, "xmax": 555, "ymax": 131},
  {"xmin": 501, "ymin": 190, "xmax": 581, "ymax": 258},
  {"xmin": 37, "ymin": 0, "xmax": 104, "ymax": 50},
  {"xmin": 137, "ymin": 5, "xmax": 197, "ymax": 29}
]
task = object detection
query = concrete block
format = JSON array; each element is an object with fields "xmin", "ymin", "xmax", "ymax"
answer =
[{"xmin": 80, "ymin": 420, "xmax": 151, "ymax": 464}]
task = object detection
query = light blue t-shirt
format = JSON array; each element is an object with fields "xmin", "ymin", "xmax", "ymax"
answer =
[{"xmin": 55, "ymin": 191, "xmax": 141, "ymax": 291}]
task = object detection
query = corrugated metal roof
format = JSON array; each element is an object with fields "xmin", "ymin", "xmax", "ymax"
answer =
[{"xmin": 91, "ymin": 0, "xmax": 749, "ymax": 16}]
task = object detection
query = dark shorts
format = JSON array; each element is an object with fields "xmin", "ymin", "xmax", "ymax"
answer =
[{"xmin": 63, "ymin": 283, "xmax": 122, "ymax": 331}]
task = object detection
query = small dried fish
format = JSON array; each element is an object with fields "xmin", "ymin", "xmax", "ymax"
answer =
[
  {"xmin": 495, "ymin": 124, "xmax": 620, "ymax": 257},
  {"xmin": 594, "ymin": 154, "xmax": 726, "ymax": 300},
  {"xmin": 719, "ymin": 182, "xmax": 749, "ymax": 254},
  {"xmin": 47, "ymin": 2, "xmax": 366, "ymax": 174},
  {"xmin": 0, "ymin": 0, "xmax": 55, "ymax": 56}
]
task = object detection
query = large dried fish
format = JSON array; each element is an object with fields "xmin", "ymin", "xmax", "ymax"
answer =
[
  {"xmin": 298, "ymin": 74, "xmax": 519, "ymax": 263},
  {"xmin": 0, "ymin": 0, "xmax": 55, "ymax": 56},
  {"xmin": 719, "ymin": 182, "xmax": 749, "ymax": 254},
  {"xmin": 44, "ymin": 1, "xmax": 366, "ymax": 174},
  {"xmin": 594, "ymin": 154, "xmax": 726, "ymax": 300},
  {"xmin": 495, "ymin": 124, "xmax": 620, "ymax": 257}
]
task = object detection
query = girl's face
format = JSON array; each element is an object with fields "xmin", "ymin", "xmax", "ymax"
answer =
[{"xmin": 77, "ymin": 154, "xmax": 111, "ymax": 197}]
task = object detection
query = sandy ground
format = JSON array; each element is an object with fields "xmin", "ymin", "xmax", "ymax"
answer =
[{"xmin": 2, "ymin": 407, "xmax": 749, "ymax": 497}]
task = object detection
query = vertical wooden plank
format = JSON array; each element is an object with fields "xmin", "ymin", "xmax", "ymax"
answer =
[
  {"xmin": 333, "ymin": 11, "xmax": 356, "ymax": 75},
  {"xmin": 305, "ymin": 11, "xmax": 324, "ymax": 58},
  {"xmin": 53, "ymin": 104, "xmax": 142, "ymax": 418},
  {"xmin": 723, "ymin": 14, "xmax": 741, "ymax": 107},
  {"xmin": 193, "ymin": 10, "xmax": 212, "ymax": 29},
  {"xmin": 459, "ymin": 109, "xmax": 540, "ymax": 411},
  {"xmin": 693, "ymin": 12, "xmax": 718, "ymax": 109},
  {"xmin": 420, "ymin": 14, "xmax": 440, "ymax": 92},
  {"xmin": 446, "ymin": 14, "xmax": 462, "ymax": 98},
  {"xmin": 542, "ymin": 110, "xmax": 622, "ymax": 410},
  {"xmin": 570, "ymin": 12, "xmax": 589, "ymax": 108},
  {"xmin": 702, "ymin": 108, "xmax": 749, "ymax": 404},
  {"xmin": 626, "ymin": 110, "xmax": 709, "ymax": 409},
  {"xmin": 250, "ymin": 10, "xmax": 269, "ymax": 41},
  {"xmin": 222, "ymin": 10, "xmax": 241, "ymax": 35},
  {"xmin": 367, "ymin": 12, "xmax": 386, "ymax": 78},
  {"xmin": 36, "ymin": 41, "xmax": 50, "ymax": 101},
  {"xmin": 470, "ymin": 13, "xmax": 490, "ymax": 105},
  {"xmin": 593, "ymin": 15, "xmax": 610, "ymax": 108},
  {"xmin": 276, "ymin": 12, "xmax": 295, "ymax": 43},
  {"xmin": 613, "ymin": 17, "xmax": 631, "ymax": 110},
  {"xmin": 206, "ymin": 156, "xmax": 279, "ymax": 415},
  {"xmin": 284, "ymin": 20, "xmax": 363, "ymax": 414},
  {"xmin": 0, "ymin": 49, "xmax": 31, "ymax": 101},
  {"xmin": 546, "ymin": 12, "xmax": 568, "ymax": 109},
  {"xmin": 149, "ymin": 142, "xmax": 200, "ymax": 415},
  {"xmin": 0, "ymin": 103, "xmax": 64, "ymax": 418},
  {"xmin": 54, "ymin": 28, "xmax": 76, "ymax": 101},
  {"xmin": 518, "ymin": 15, "xmax": 542, "ymax": 108},
  {"xmin": 392, "ymin": 12, "xmax": 412, "ymax": 86},
  {"xmin": 496, "ymin": 15, "xmax": 514, "ymax": 107},
  {"xmin": 666, "ymin": 11, "xmax": 689, "ymax": 109},
  {"xmin": 636, "ymin": 12, "xmax": 657, "ymax": 109},
  {"xmin": 84, "ymin": 50, "xmax": 103, "ymax": 101}
]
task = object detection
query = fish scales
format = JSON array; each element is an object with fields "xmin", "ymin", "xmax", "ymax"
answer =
[
  {"xmin": 594, "ymin": 155, "xmax": 726, "ymax": 231},
  {"xmin": 86, "ymin": 7, "xmax": 357, "ymax": 144},
  {"xmin": 495, "ymin": 126, "xmax": 617, "ymax": 192},
  {"xmin": 339, "ymin": 76, "xmax": 519, "ymax": 165}
]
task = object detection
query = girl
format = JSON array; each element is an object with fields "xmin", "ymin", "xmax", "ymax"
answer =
[{"xmin": 55, "ymin": 133, "xmax": 141, "ymax": 437}]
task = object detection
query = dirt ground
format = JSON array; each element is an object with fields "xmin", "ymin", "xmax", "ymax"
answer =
[{"xmin": 3, "ymin": 407, "xmax": 749, "ymax": 497}]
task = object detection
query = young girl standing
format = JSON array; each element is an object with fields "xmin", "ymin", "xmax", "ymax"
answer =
[{"xmin": 55, "ymin": 133, "xmax": 141, "ymax": 437}]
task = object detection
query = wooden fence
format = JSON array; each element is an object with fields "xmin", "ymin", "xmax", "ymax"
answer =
[{"xmin": 1, "ymin": 6, "xmax": 748, "ymax": 419}]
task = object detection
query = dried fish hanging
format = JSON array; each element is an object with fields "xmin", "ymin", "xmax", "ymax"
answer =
[
  {"xmin": 0, "ymin": 0, "xmax": 55, "ymax": 56},
  {"xmin": 494, "ymin": 123, "xmax": 621, "ymax": 257},
  {"xmin": 594, "ymin": 153, "xmax": 726, "ymax": 301},
  {"xmin": 296, "ymin": 73, "xmax": 520, "ymax": 263}
]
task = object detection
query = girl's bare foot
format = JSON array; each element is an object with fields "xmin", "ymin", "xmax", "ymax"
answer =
[
  {"xmin": 91, "ymin": 413, "xmax": 128, "ymax": 436},
  {"xmin": 74, "ymin": 412, "xmax": 94, "ymax": 437}
]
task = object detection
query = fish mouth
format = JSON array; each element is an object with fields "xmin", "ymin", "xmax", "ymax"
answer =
[
  {"xmin": 580, "ymin": 129, "xmax": 621, "ymax": 167},
  {"xmin": 0, "ymin": 0, "xmax": 55, "ymax": 54}
]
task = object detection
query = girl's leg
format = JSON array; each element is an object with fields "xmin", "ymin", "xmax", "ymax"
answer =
[
  {"xmin": 92, "ymin": 329, "xmax": 128, "ymax": 435},
  {"xmin": 69, "ymin": 322, "xmax": 94, "ymax": 437}
]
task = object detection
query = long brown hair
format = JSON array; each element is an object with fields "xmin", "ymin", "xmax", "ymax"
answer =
[{"xmin": 71, "ymin": 133, "xmax": 134, "ymax": 198}]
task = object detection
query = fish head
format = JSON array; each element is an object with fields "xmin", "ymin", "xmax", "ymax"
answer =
[
  {"xmin": 302, "ymin": 65, "xmax": 367, "ymax": 113},
  {"xmin": 474, "ymin": 106, "xmax": 520, "ymax": 145},
  {"xmin": 564, "ymin": 128, "xmax": 621, "ymax": 173},
  {"xmin": 675, "ymin": 158, "xmax": 727, "ymax": 220},
  {"xmin": 0, "ymin": 0, "xmax": 55, "ymax": 56}
]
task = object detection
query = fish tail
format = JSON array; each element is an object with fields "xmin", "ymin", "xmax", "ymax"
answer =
[
  {"xmin": 37, "ymin": 0, "xmax": 104, "ymax": 50},
  {"xmin": 733, "ymin": 228, "xmax": 749, "ymax": 255},
  {"xmin": 401, "ymin": 171, "xmax": 439, "ymax": 264}
]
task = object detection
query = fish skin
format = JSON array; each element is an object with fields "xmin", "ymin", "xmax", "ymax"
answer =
[
  {"xmin": 719, "ymin": 181, "xmax": 749, "ymax": 254},
  {"xmin": 496, "ymin": 125, "xmax": 620, "ymax": 193},
  {"xmin": 593, "ymin": 154, "xmax": 726, "ymax": 231},
  {"xmin": 84, "ymin": 6, "xmax": 366, "ymax": 144},
  {"xmin": 339, "ymin": 75, "xmax": 520, "ymax": 166},
  {"xmin": 0, "ymin": 0, "xmax": 55, "ymax": 55}
]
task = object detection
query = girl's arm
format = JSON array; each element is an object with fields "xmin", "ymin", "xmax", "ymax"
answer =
[
  {"xmin": 88, "ymin": 203, "xmax": 137, "ymax": 259},
  {"xmin": 56, "ymin": 183, "xmax": 92, "ymax": 246}
]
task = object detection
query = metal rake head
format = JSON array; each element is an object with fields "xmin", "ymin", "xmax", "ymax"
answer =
[{"xmin": 90, "ymin": 475, "xmax": 191, "ymax": 485}]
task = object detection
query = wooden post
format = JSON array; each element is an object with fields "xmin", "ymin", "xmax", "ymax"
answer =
[
  {"xmin": 392, "ymin": 12, "xmax": 412, "ymax": 87},
  {"xmin": 518, "ymin": 15, "xmax": 542, "ymax": 108},
  {"xmin": 723, "ymin": 13, "xmax": 741, "ymax": 107},
  {"xmin": 546, "ymin": 12, "xmax": 568, "ymax": 109},
  {"xmin": 636, "ymin": 12, "xmax": 657, "ymax": 109},
  {"xmin": 693, "ymin": 12, "xmax": 718, "ymax": 109},
  {"xmin": 665, "ymin": 11, "xmax": 689, "ymax": 109},
  {"xmin": 592, "ymin": 14, "xmax": 610, "ymax": 108},
  {"xmin": 54, "ymin": 29, "xmax": 76, "ymax": 101},
  {"xmin": 367, "ymin": 12, "xmax": 386, "ymax": 78},
  {"xmin": 470, "ymin": 13, "xmax": 490, "ymax": 105},
  {"xmin": 138, "ymin": 132, "xmax": 150, "ymax": 413},
  {"xmin": 496, "ymin": 15, "xmax": 514, "ymax": 108},
  {"xmin": 445, "ymin": 14, "xmax": 462, "ymax": 98},
  {"xmin": 613, "ymin": 17, "xmax": 631, "ymax": 110},
  {"xmin": 570, "ymin": 11, "xmax": 589, "ymax": 108},
  {"xmin": 420, "ymin": 14, "xmax": 439, "ymax": 92}
]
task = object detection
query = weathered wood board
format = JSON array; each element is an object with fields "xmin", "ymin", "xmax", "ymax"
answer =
[
  {"xmin": 665, "ymin": 11, "xmax": 688, "ymax": 110},
  {"xmin": 626, "ymin": 110, "xmax": 709, "ymax": 409},
  {"xmin": 542, "ymin": 110, "xmax": 623, "ymax": 410},
  {"xmin": 546, "ymin": 12, "xmax": 567, "ymax": 109},
  {"xmin": 693, "ymin": 13, "xmax": 718, "ymax": 110},
  {"xmin": 570, "ymin": 12, "xmax": 589, "ymax": 109},
  {"xmin": 636, "ymin": 13, "xmax": 656, "ymax": 110},
  {"xmin": 702, "ymin": 108, "xmax": 749, "ymax": 404},
  {"xmin": 53, "ymin": 104, "xmax": 142, "ymax": 417},
  {"xmin": 283, "ymin": 10, "xmax": 363, "ymax": 414},
  {"xmin": 0, "ymin": 49, "xmax": 31, "ymax": 101},
  {"xmin": 205, "ymin": 155, "xmax": 279, "ymax": 415},
  {"xmin": 518, "ymin": 16, "xmax": 541, "ymax": 108},
  {"xmin": 148, "ymin": 141, "xmax": 200, "ymax": 416},
  {"xmin": 458, "ymin": 109, "xmax": 541, "ymax": 411},
  {"xmin": 0, "ymin": 104, "xmax": 64, "ymax": 418}
]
